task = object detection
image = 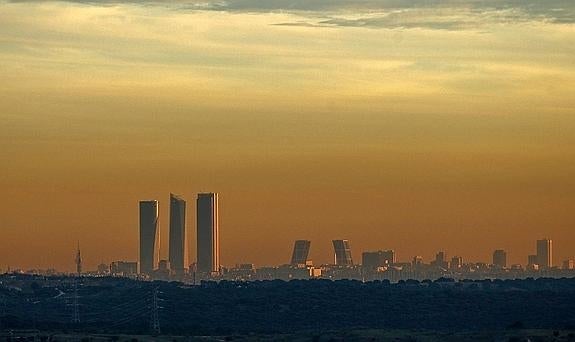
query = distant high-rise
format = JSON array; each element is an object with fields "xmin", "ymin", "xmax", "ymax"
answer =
[
  {"xmin": 333, "ymin": 240, "xmax": 353, "ymax": 266},
  {"xmin": 493, "ymin": 249, "xmax": 507, "ymax": 268},
  {"xmin": 362, "ymin": 250, "xmax": 395, "ymax": 269},
  {"xmin": 139, "ymin": 200, "xmax": 159, "ymax": 275},
  {"xmin": 435, "ymin": 251, "xmax": 445, "ymax": 263},
  {"xmin": 563, "ymin": 259, "xmax": 575, "ymax": 270},
  {"xmin": 169, "ymin": 194, "xmax": 187, "ymax": 274},
  {"xmin": 536, "ymin": 239, "xmax": 552, "ymax": 268},
  {"xmin": 197, "ymin": 193, "xmax": 220, "ymax": 274},
  {"xmin": 290, "ymin": 240, "xmax": 311, "ymax": 265},
  {"xmin": 450, "ymin": 256, "xmax": 462, "ymax": 270},
  {"xmin": 412, "ymin": 256, "xmax": 424, "ymax": 267},
  {"xmin": 431, "ymin": 251, "xmax": 449, "ymax": 269}
]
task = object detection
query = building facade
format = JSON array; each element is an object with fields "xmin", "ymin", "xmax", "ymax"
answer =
[
  {"xmin": 290, "ymin": 240, "xmax": 311, "ymax": 265},
  {"xmin": 362, "ymin": 250, "xmax": 395, "ymax": 269},
  {"xmin": 333, "ymin": 240, "xmax": 353, "ymax": 266},
  {"xmin": 139, "ymin": 200, "xmax": 159, "ymax": 275},
  {"xmin": 536, "ymin": 239, "xmax": 552, "ymax": 268},
  {"xmin": 169, "ymin": 193, "xmax": 187, "ymax": 274},
  {"xmin": 493, "ymin": 249, "xmax": 507, "ymax": 268},
  {"xmin": 197, "ymin": 193, "xmax": 220, "ymax": 274}
]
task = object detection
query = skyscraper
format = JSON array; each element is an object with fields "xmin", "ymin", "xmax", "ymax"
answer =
[
  {"xmin": 290, "ymin": 240, "xmax": 311, "ymax": 265},
  {"xmin": 493, "ymin": 249, "xmax": 507, "ymax": 268},
  {"xmin": 169, "ymin": 193, "xmax": 187, "ymax": 274},
  {"xmin": 431, "ymin": 251, "xmax": 449, "ymax": 269},
  {"xmin": 333, "ymin": 239, "xmax": 353, "ymax": 266},
  {"xmin": 139, "ymin": 200, "xmax": 159, "ymax": 275},
  {"xmin": 197, "ymin": 193, "xmax": 219, "ymax": 274},
  {"xmin": 536, "ymin": 239, "xmax": 552, "ymax": 268}
]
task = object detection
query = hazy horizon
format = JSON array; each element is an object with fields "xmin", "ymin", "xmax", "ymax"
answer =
[{"xmin": 1, "ymin": 0, "xmax": 574, "ymax": 272}]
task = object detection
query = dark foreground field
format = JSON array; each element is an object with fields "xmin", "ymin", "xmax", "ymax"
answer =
[
  {"xmin": 1, "ymin": 329, "xmax": 575, "ymax": 341},
  {"xmin": 1, "ymin": 275, "xmax": 575, "ymax": 339}
]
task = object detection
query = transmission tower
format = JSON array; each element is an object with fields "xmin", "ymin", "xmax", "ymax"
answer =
[
  {"xmin": 72, "ymin": 278, "xmax": 80, "ymax": 324},
  {"xmin": 150, "ymin": 287, "xmax": 160, "ymax": 335},
  {"xmin": 72, "ymin": 243, "xmax": 81, "ymax": 324}
]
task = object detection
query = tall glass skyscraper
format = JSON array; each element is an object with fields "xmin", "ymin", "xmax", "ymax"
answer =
[
  {"xmin": 169, "ymin": 193, "xmax": 187, "ymax": 274},
  {"xmin": 536, "ymin": 239, "xmax": 552, "ymax": 268},
  {"xmin": 492, "ymin": 249, "xmax": 507, "ymax": 268},
  {"xmin": 333, "ymin": 239, "xmax": 353, "ymax": 266},
  {"xmin": 139, "ymin": 200, "xmax": 159, "ymax": 275},
  {"xmin": 290, "ymin": 240, "xmax": 311, "ymax": 265},
  {"xmin": 197, "ymin": 193, "xmax": 219, "ymax": 274}
]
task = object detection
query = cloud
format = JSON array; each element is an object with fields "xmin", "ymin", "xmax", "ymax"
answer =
[
  {"xmin": 274, "ymin": 10, "xmax": 478, "ymax": 31},
  {"xmin": 6, "ymin": 0, "xmax": 574, "ymax": 31}
]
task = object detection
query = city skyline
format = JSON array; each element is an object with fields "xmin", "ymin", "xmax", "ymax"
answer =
[
  {"xmin": 3, "ymin": 204, "xmax": 573, "ymax": 276},
  {"xmin": 1, "ymin": 193, "xmax": 573, "ymax": 272},
  {"xmin": 9, "ymin": 233, "xmax": 574, "ymax": 279},
  {"xmin": 2, "ymin": 190, "xmax": 574, "ymax": 272}
]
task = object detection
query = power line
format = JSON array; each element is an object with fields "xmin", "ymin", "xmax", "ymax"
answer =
[
  {"xmin": 150, "ymin": 287, "xmax": 160, "ymax": 335},
  {"xmin": 72, "ymin": 278, "xmax": 80, "ymax": 324}
]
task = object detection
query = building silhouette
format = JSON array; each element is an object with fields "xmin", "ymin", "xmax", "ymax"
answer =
[
  {"xmin": 431, "ymin": 251, "xmax": 449, "ymax": 269},
  {"xmin": 493, "ymin": 249, "xmax": 507, "ymax": 268},
  {"xmin": 333, "ymin": 240, "xmax": 353, "ymax": 266},
  {"xmin": 450, "ymin": 256, "xmax": 462, "ymax": 270},
  {"xmin": 362, "ymin": 250, "xmax": 395, "ymax": 269},
  {"xmin": 197, "ymin": 193, "xmax": 220, "ymax": 274},
  {"xmin": 412, "ymin": 256, "xmax": 424, "ymax": 267},
  {"xmin": 169, "ymin": 193, "xmax": 187, "ymax": 275},
  {"xmin": 139, "ymin": 200, "xmax": 159, "ymax": 275},
  {"xmin": 290, "ymin": 240, "xmax": 311, "ymax": 265},
  {"xmin": 110, "ymin": 261, "xmax": 138, "ymax": 276},
  {"xmin": 536, "ymin": 239, "xmax": 552, "ymax": 268},
  {"xmin": 528, "ymin": 254, "xmax": 538, "ymax": 266}
]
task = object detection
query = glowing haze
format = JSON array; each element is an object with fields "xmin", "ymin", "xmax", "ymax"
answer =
[{"xmin": 1, "ymin": 0, "xmax": 574, "ymax": 271}]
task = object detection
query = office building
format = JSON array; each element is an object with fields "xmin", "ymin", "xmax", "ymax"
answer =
[
  {"xmin": 431, "ymin": 251, "xmax": 449, "ymax": 269},
  {"xmin": 197, "ymin": 193, "xmax": 220, "ymax": 274},
  {"xmin": 290, "ymin": 240, "xmax": 311, "ymax": 265},
  {"xmin": 492, "ymin": 249, "xmax": 507, "ymax": 268},
  {"xmin": 536, "ymin": 239, "xmax": 552, "ymax": 268},
  {"xmin": 563, "ymin": 259, "xmax": 575, "ymax": 270},
  {"xmin": 158, "ymin": 259, "xmax": 171, "ymax": 272},
  {"xmin": 97, "ymin": 263, "xmax": 109, "ymax": 275},
  {"xmin": 110, "ymin": 261, "xmax": 138, "ymax": 276},
  {"xmin": 362, "ymin": 250, "xmax": 395, "ymax": 269},
  {"xmin": 169, "ymin": 193, "xmax": 187, "ymax": 274},
  {"xmin": 139, "ymin": 200, "xmax": 159, "ymax": 275},
  {"xmin": 412, "ymin": 256, "xmax": 424, "ymax": 267},
  {"xmin": 333, "ymin": 240, "xmax": 353, "ymax": 266},
  {"xmin": 528, "ymin": 254, "xmax": 538, "ymax": 266},
  {"xmin": 451, "ymin": 256, "xmax": 463, "ymax": 270}
]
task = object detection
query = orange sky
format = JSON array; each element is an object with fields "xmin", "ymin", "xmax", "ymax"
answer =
[{"xmin": 0, "ymin": 1, "xmax": 574, "ymax": 271}]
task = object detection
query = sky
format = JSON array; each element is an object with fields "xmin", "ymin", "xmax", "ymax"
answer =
[{"xmin": 0, "ymin": 0, "xmax": 574, "ymax": 272}]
